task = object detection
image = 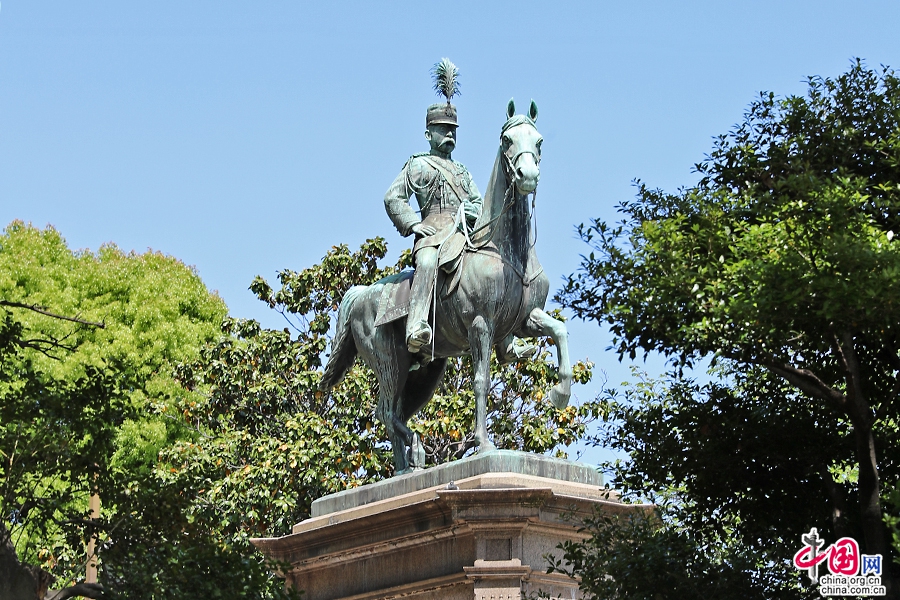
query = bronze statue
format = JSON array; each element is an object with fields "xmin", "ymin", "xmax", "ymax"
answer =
[{"xmin": 319, "ymin": 60, "xmax": 572, "ymax": 474}]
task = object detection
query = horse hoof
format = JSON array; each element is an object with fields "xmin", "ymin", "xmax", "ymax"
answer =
[
  {"xmin": 549, "ymin": 385, "xmax": 570, "ymax": 409},
  {"xmin": 476, "ymin": 441, "xmax": 497, "ymax": 453},
  {"xmin": 409, "ymin": 433, "xmax": 427, "ymax": 469}
]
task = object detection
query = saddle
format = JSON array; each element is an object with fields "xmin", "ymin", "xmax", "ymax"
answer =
[
  {"xmin": 373, "ymin": 268, "xmax": 456, "ymax": 328},
  {"xmin": 372, "ymin": 268, "xmax": 453, "ymax": 328},
  {"xmin": 373, "ymin": 238, "xmax": 499, "ymax": 327}
]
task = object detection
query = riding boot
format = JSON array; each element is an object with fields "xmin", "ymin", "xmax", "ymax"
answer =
[{"xmin": 407, "ymin": 248, "xmax": 438, "ymax": 353}]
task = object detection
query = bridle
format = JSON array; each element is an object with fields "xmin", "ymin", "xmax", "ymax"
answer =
[{"xmin": 500, "ymin": 114, "xmax": 542, "ymax": 188}]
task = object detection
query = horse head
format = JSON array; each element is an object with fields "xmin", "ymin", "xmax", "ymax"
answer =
[{"xmin": 501, "ymin": 99, "xmax": 542, "ymax": 194}]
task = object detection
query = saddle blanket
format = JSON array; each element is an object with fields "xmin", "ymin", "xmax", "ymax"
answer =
[{"xmin": 374, "ymin": 270, "xmax": 413, "ymax": 327}]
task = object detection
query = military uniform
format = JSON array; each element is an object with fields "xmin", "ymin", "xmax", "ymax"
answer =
[{"xmin": 384, "ymin": 102, "xmax": 483, "ymax": 353}]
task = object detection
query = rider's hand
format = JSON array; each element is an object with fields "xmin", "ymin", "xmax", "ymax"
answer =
[
  {"xmin": 464, "ymin": 203, "xmax": 479, "ymax": 224},
  {"xmin": 411, "ymin": 223, "xmax": 437, "ymax": 237}
]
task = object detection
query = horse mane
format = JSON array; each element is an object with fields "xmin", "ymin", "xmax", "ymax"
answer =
[{"xmin": 474, "ymin": 146, "xmax": 507, "ymax": 233}]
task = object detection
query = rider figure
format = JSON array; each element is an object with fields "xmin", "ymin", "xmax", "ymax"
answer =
[{"xmin": 384, "ymin": 101, "xmax": 483, "ymax": 353}]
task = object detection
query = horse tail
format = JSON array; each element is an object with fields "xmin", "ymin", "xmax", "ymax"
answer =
[{"xmin": 319, "ymin": 285, "xmax": 366, "ymax": 391}]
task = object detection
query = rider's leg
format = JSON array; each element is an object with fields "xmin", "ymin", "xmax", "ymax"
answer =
[{"xmin": 407, "ymin": 246, "xmax": 438, "ymax": 353}]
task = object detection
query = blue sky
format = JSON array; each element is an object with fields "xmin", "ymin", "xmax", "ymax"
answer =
[{"xmin": 2, "ymin": 1, "xmax": 899, "ymax": 464}]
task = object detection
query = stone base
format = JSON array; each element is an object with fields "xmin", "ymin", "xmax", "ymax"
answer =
[
  {"xmin": 310, "ymin": 449, "xmax": 605, "ymax": 517},
  {"xmin": 252, "ymin": 451, "xmax": 648, "ymax": 600}
]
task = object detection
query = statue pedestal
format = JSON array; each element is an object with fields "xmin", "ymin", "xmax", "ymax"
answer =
[{"xmin": 252, "ymin": 451, "xmax": 640, "ymax": 600}]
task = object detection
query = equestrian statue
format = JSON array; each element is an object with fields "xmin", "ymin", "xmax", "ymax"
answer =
[{"xmin": 319, "ymin": 59, "xmax": 572, "ymax": 474}]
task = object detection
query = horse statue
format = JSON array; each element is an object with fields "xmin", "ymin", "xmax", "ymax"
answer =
[{"xmin": 319, "ymin": 99, "xmax": 572, "ymax": 474}]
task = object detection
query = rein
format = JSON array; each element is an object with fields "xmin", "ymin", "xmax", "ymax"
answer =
[{"xmin": 462, "ymin": 181, "xmax": 515, "ymax": 248}]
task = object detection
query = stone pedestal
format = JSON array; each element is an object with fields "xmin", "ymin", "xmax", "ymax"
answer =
[{"xmin": 252, "ymin": 451, "xmax": 642, "ymax": 600}]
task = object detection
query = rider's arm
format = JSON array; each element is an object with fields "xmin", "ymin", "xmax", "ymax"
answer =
[
  {"xmin": 384, "ymin": 160, "xmax": 421, "ymax": 237},
  {"xmin": 463, "ymin": 171, "xmax": 483, "ymax": 224}
]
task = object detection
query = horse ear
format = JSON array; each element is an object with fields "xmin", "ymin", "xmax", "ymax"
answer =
[
  {"xmin": 507, "ymin": 98, "xmax": 516, "ymax": 119},
  {"xmin": 529, "ymin": 99, "xmax": 538, "ymax": 122}
]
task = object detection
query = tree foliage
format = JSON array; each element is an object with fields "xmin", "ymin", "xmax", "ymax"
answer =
[
  {"xmin": 0, "ymin": 312, "xmax": 121, "ymax": 600},
  {"xmin": 551, "ymin": 368, "xmax": 832, "ymax": 598},
  {"xmin": 557, "ymin": 61, "xmax": 900, "ymax": 596},
  {"xmin": 0, "ymin": 221, "xmax": 227, "ymax": 599},
  {"xmin": 547, "ymin": 504, "xmax": 810, "ymax": 600}
]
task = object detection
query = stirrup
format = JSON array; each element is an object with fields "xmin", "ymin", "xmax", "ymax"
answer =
[{"xmin": 406, "ymin": 322, "xmax": 432, "ymax": 353}]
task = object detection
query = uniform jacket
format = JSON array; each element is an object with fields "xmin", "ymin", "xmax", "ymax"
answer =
[{"xmin": 384, "ymin": 153, "xmax": 483, "ymax": 242}]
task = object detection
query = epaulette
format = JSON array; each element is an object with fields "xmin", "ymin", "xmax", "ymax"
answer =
[{"xmin": 404, "ymin": 152, "xmax": 430, "ymax": 168}]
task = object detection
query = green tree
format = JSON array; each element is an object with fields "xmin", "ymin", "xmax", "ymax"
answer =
[
  {"xmin": 547, "ymin": 501, "xmax": 808, "ymax": 600},
  {"xmin": 557, "ymin": 61, "xmax": 900, "ymax": 595},
  {"xmin": 0, "ymin": 221, "xmax": 227, "ymax": 598},
  {"xmin": 0, "ymin": 305, "xmax": 117, "ymax": 600},
  {"xmin": 155, "ymin": 238, "xmax": 599, "ymax": 598},
  {"xmin": 547, "ymin": 368, "xmax": 825, "ymax": 599}
]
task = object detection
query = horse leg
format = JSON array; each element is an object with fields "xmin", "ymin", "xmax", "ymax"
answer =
[
  {"xmin": 371, "ymin": 322, "xmax": 413, "ymax": 474},
  {"xmin": 391, "ymin": 357, "xmax": 447, "ymax": 470},
  {"xmin": 520, "ymin": 308, "xmax": 572, "ymax": 409},
  {"xmin": 403, "ymin": 358, "xmax": 449, "ymax": 419},
  {"xmin": 389, "ymin": 415, "xmax": 419, "ymax": 471},
  {"xmin": 469, "ymin": 315, "xmax": 496, "ymax": 451},
  {"xmin": 382, "ymin": 393, "xmax": 411, "ymax": 474}
]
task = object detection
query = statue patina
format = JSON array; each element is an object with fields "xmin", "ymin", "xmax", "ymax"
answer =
[{"xmin": 319, "ymin": 60, "xmax": 572, "ymax": 474}]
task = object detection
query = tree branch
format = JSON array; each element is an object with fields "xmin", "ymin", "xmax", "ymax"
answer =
[
  {"xmin": 877, "ymin": 343, "xmax": 900, "ymax": 421},
  {"xmin": 837, "ymin": 330, "xmax": 872, "ymax": 426},
  {"xmin": 830, "ymin": 332, "xmax": 851, "ymax": 375},
  {"xmin": 819, "ymin": 463, "xmax": 851, "ymax": 539},
  {"xmin": 725, "ymin": 351, "xmax": 848, "ymax": 411},
  {"xmin": 46, "ymin": 582, "xmax": 105, "ymax": 600},
  {"xmin": 18, "ymin": 338, "xmax": 77, "ymax": 359},
  {"xmin": 0, "ymin": 301, "xmax": 105, "ymax": 329},
  {"xmin": 766, "ymin": 362, "xmax": 847, "ymax": 410}
]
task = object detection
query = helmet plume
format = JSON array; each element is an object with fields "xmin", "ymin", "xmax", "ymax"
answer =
[{"xmin": 431, "ymin": 58, "xmax": 460, "ymax": 105}]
